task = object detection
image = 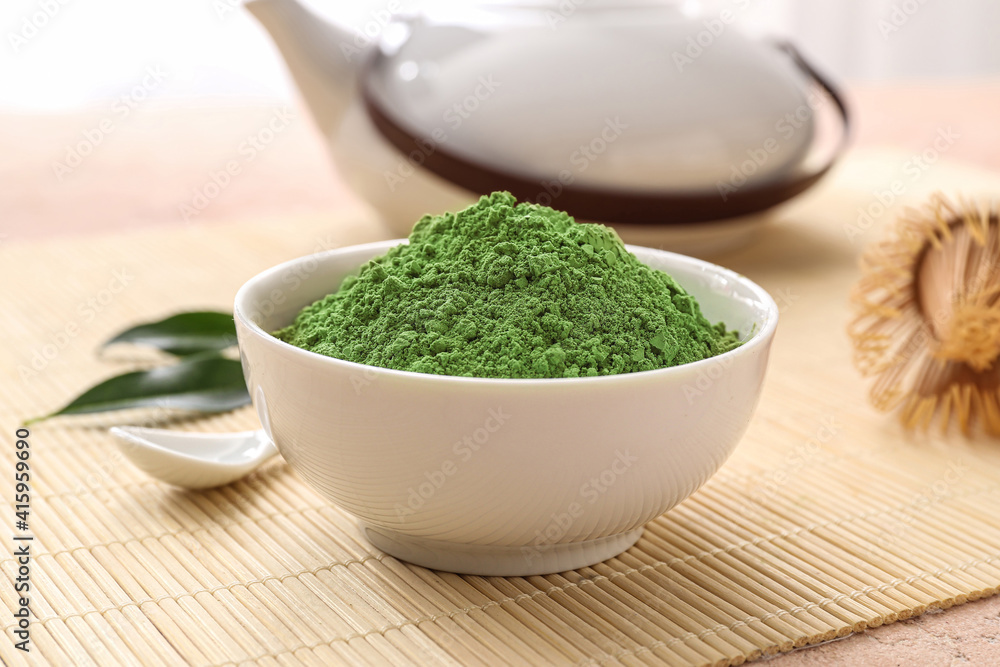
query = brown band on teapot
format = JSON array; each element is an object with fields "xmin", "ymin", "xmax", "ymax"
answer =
[{"xmin": 361, "ymin": 41, "xmax": 849, "ymax": 226}]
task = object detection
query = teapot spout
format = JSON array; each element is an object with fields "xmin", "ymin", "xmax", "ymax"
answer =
[{"xmin": 246, "ymin": 0, "xmax": 368, "ymax": 138}]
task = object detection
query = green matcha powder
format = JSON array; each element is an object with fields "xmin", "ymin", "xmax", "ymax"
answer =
[{"xmin": 276, "ymin": 192, "xmax": 740, "ymax": 378}]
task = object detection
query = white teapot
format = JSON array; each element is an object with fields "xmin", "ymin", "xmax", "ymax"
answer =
[{"xmin": 247, "ymin": 0, "xmax": 847, "ymax": 253}]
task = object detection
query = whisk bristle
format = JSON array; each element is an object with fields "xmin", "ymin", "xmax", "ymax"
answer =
[
  {"xmin": 849, "ymin": 193, "xmax": 1000, "ymax": 435},
  {"xmin": 935, "ymin": 302, "xmax": 1000, "ymax": 371}
]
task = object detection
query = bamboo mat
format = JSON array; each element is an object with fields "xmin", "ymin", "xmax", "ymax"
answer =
[{"xmin": 3, "ymin": 150, "xmax": 1000, "ymax": 667}]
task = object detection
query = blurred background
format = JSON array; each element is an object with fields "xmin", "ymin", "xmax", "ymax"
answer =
[{"xmin": 3, "ymin": 0, "xmax": 1000, "ymax": 238}]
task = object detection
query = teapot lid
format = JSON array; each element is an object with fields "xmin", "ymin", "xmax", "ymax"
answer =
[{"xmin": 361, "ymin": 9, "xmax": 848, "ymax": 224}]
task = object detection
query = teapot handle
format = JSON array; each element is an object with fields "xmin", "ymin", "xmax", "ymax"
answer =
[
  {"xmin": 363, "ymin": 40, "xmax": 850, "ymax": 226},
  {"xmin": 771, "ymin": 39, "xmax": 851, "ymax": 180}
]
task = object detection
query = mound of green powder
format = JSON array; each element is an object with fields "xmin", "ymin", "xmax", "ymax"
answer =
[{"xmin": 275, "ymin": 192, "xmax": 740, "ymax": 378}]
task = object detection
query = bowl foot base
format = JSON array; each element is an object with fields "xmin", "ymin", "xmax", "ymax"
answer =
[{"xmin": 360, "ymin": 524, "xmax": 644, "ymax": 576}]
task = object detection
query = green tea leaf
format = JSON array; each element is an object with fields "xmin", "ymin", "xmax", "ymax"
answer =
[
  {"xmin": 103, "ymin": 311, "xmax": 237, "ymax": 356},
  {"xmin": 26, "ymin": 354, "xmax": 249, "ymax": 424}
]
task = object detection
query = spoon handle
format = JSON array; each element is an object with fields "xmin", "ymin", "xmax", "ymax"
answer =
[
  {"xmin": 259, "ymin": 434, "xmax": 279, "ymax": 459},
  {"xmin": 110, "ymin": 426, "xmax": 279, "ymax": 490}
]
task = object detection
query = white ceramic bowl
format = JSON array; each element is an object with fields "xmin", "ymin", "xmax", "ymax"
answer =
[{"xmin": 234, "ymin": 240, "xmax": 778, "ymax": 576}]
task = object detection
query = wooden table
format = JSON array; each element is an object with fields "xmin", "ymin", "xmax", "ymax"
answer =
[{"xmin": 4, "ymin": 81, "xmax": 1000, "ymax": 665}]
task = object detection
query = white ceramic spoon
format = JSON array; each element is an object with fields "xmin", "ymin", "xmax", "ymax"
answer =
[{"xmin": 110, "ymin": 426, "xmax": 277, "ymax": 490}]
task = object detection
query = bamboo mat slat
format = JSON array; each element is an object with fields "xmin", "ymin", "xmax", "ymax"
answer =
[{"xmin": 3, "ymin": 151, "xmax": 1000, "ymax": 666}]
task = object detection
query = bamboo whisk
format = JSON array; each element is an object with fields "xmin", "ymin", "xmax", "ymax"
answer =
[{"xmin": 849, "ymin": 194, "xmax": 1000, "ymax": 434}]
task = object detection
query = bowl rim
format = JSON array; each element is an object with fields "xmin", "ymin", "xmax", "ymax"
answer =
[{"xmin": 234, "ymin": 239, "xmax": 778, "ymax": 385}]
